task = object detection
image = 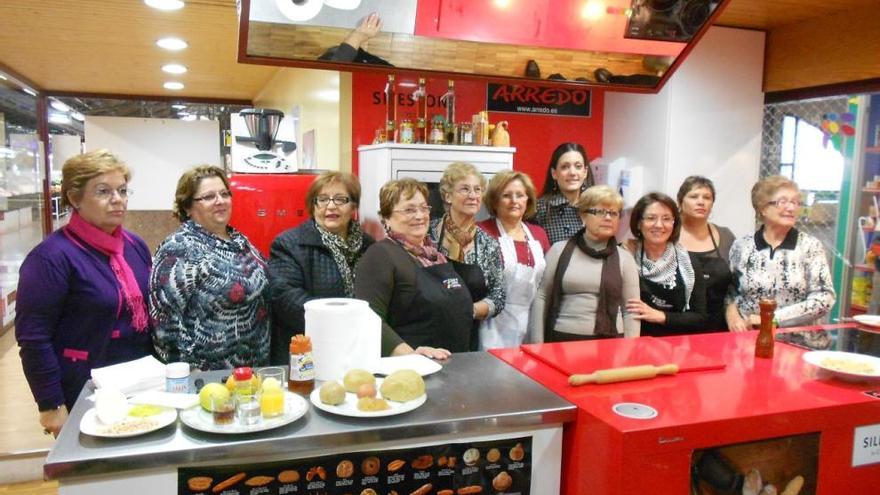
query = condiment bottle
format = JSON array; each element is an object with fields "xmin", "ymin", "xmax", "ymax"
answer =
[
  {"xmin": 398, "ymin": 118, "xmax": 414, "ymax": 144},
  {"xmin": 289, "ymin": 335, "xmax": 315, "ymax": 396},
  {"xmin": 233, "ymin": 367, "xmax": 261, "ymax": 425},
  {"xmin": 415, "ymin": 77, "xmax": 427, "ymax": 144},
  {"xmin": 165, "ymin": 362, "xmax": 190, "ymax": 393},
  {"xmin": 755, "ymin": 298, "xmax": 777, "ymax": 358}
]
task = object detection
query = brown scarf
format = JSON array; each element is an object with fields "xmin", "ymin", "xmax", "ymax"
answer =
[
  {"xmin": 544, "ymin": 228, "xmax": 622, "ymax": 340},
  {"xmin": 441, "ymin": 213, "xmax": 476, "ymax": 262}
]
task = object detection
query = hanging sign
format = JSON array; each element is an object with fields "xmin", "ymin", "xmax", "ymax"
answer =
[{"xmin": 486, "ymin": 83, "xmax": 591, "ymax": 117}]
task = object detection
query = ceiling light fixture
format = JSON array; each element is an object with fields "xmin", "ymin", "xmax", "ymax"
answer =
[
  {"xmin": 71, "ymin": 111, "xmax": 85, "ymax": 122},
  {"xmin": 275, "ymin": 0, "xmax": 324, "ymax": 22},
  {"xmin": 22, "ymin": 88, "xmax": 37, "ymax": 96},
  {"xmin": 162, "ymin": 64, "xmax": 188, "ymax": 74},
  {"xmin": 157, "ymin": 37, "xmax": 188, "ymax": 51},
  {"xmin": 145, "ymin": 0, "xmax": 185, "ymax": 11},
  {"xmin": 49, "ymin": 113, "xmax": 72, "ymax": 125},
  {"xmin": 0, "ymin": 74, "xmax": 7, "ymax": 81},
  {"xmin": 172, "ymin": 104, "xmax": 188, "ymax": 109},
  {"xmin": 325, "ymin": 0, "xmax": 360, "ymax": 9},
  {"xmin": 581, "ymin": 0, "xmax": 605, "ymax": 21},
  {"xmin": 164, "ymin": 81, "xmax": 185, "ymax": 90},
  {"xmin": 492, "ymin": 0, "xmax": 511, "ymax": 8},
  {"xmin": 50, "ymin": 99, "xmax": 71, "ymax": 112}
]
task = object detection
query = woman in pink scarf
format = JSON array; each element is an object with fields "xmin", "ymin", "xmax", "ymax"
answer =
[{"xmin": 16, "ymin": 150, "xmax": 153, "ymax": 436}]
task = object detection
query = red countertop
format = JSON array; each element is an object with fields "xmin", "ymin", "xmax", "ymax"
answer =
[{"xmin": 491, "ymin": 325, "xmax": 880, "ymax": 494}]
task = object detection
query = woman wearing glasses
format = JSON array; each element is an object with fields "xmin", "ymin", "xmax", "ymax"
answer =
[
  {"xmin": 150, "ymin": 165, "xmax": 270, "ymax": 370},
  {"xmin": 530, "ymin": 185, "xmax": 640, "ymax": 342},
  {"xmin": 355, "ymin": 178, "xmax": 471, "ymax": 358},
  {"xmin": 726, "ymin": 176, "xmax": 834, "ymax": 330},
  {"xmin": 625, "ymin": 192, "xmax": 708, "ymax": 337},
  {"xmin": 266, "ymin": 171, "xmax": 373, "ymax": 364},
  {"xmin": 477, "ymin": 170, "xmax": 550, "ymax": 349},
  {"xmin": 16, "ymin": 150, "xmax": 152, "ymax": 436},
  {"xmin": 677, "ymin": 176, "xmax": 736, "ymax": 332},
  {"xmin": 534, "ymin": 142, "xmax": 595, "ymax": 245},
  {"xmin": 429, "ymin": 162, "xmax": 505, "ymax": 350}
]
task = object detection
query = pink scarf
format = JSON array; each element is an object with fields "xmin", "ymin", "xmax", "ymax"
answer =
[
  {"xmin": 65, "ymin": 211, "xmax": 149, "ymax": 332},
  {"xmin": 385, "ymin": 227, "xmax": 447, "ymax": 267}
]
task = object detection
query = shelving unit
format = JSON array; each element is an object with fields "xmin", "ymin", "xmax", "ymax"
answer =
[{"xmin": 849, "ymin": 94, "xmax": 880, "ymax": 316}]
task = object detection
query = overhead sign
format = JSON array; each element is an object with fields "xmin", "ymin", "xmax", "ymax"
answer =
[
  {"xmin": 487, "ymin": 83, "xmax": 591, "ymax": 117},
  {"xmin": 853, "ymin": 423, "xmax": 880, "ymax": 467}
]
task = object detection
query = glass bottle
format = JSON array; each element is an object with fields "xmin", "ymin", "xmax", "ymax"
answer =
[
  {"xmin": 755, "ymin": 298, "xmax": 777, "ymax": 358},
  {"xmin": 442, "ymin": 80, "xmax": 455, "ymax": 142},
  {"xmin": 385, "ymin": 74, "xmax": 397, "ymax": 143},
  {"xmin": 415, "ymin": 77, "xmax": 427, "ymax": 144},
  {"xmin": 399, "ymin": 118, "xmax": 415, "ymax": 144},
  {"xmin": 233, "ymin": 367, "xmax": 261, "ymax": 425},
  {"xmin": 288, "ymin": 335, "xmax": 315, "ymax": 396},
  {"xmin": 459, "ymin": 122, "xmax": 474, "ymax": 145}
]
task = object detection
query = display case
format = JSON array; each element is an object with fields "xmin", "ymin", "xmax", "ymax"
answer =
[{"xmin": 849, "ymin": 94, "xmax": 880, "ymax": 315}]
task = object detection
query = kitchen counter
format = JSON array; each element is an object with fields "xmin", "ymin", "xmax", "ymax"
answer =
[
  {"xmin": 491, "ymin": 325, "xmax": 880, "ymax": 495},
  {"xmin": 45, "ymin": 352, "xmax": 576, "ymax": 494}
]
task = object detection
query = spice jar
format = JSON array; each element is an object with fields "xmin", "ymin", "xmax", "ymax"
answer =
[
  {"xmin": 165, "ymin": 362, "xmax": 190, "ymax": 393},
  {"xmin": 398, "ymin": 119, "xmax": 415, "ymax": 144},
  {"xmin": 429, "ymin": 121, "xmax": 446, "ymax": 144},
  {"xmin": 459, "ymin": 122, "xmax": 474, "ymax": 145}
]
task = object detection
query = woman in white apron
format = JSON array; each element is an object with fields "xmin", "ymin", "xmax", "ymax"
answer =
[{"xmin": 478, "ymin": 171, "xmax": 549, "ymax": 349}]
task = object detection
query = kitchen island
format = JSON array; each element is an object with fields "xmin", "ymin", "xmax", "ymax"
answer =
[
  {"xmin": 44, "ymin": 352, "xmax": 576, "ymax": 494},
  {"xmin": 491, "ymin": 324, "xmax": 880, "ymax": 495}
]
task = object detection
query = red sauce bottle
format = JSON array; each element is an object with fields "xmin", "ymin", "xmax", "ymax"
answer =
[
  {"xmin": 755, "ymin": 298, "xmax": 777, "ymax": 359},
  {"xmin": 288, "ymin": 335, "xmax": 315, "ymax": 395}
]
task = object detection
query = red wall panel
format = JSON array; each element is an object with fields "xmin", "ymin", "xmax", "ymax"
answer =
[{"xmin": 351, "ymin": 72, "xmax": 605, "ymax": 194}]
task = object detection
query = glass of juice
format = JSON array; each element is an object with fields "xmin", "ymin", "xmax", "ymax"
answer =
[{"xmin": 257, "ymin": 367, "xmax": 286, "ymax": 418}]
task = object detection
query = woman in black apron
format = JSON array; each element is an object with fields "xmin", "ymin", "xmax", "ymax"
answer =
[
  {"xmin": 676, "ymin": 176, "xmax": 735, "ymax": 332},
  {"xmin": 624, "ymin": 193, "xmax": 708, "ymax": 337},
  {"xmin": 355, "ymin": 179, "xmax": 472, "ymax": 358},
  {"xmin": 429, "ymin": 162, "xmax": 505, "ymax": 351}
]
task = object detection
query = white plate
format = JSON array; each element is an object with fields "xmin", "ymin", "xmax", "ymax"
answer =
[
  {"xmin": 80, "ymin": 406, "xmax": 177, "ymax": 438},
  {"xmin": 854, "ymin": 314, "xmax": 880, "ymax": 328},
  {"xmin": 803, "ymin": 350, "xmax": 880, "ymax": 382},
  {"xmin": 179, "ymin": 391, "xmax": 308, "ymax": 434},
  {"xmin": 372, "ymin": 354, "xmax": 443, "ymax": 377},
  {"xmin": 309, "ymin": 378, "xmax": 427, "ymax": 418}
]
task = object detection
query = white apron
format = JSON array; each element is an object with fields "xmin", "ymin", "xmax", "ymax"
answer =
[{"xmin": 479, "ymin": 219, "xmax": 546, "ymax": 350}]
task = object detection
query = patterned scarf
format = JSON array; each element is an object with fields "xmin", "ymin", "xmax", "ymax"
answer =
[
  {"xmin": 441, "ymin": 213, "xmax": 476, "ymax": 262},
  {"xmin": 64, "ymin": 210, "xmax": 149, "ymax": 331},
  {"xmin": 315, "ymin": 221, "xmax": 364, "ymax": 297},
  {"xmin": 637, "ymin": 241, "xmax": 696, "ymax": 309},
  {"xmin": 385, "ymin": 225, "xmax": 447, "ymax": 267}
]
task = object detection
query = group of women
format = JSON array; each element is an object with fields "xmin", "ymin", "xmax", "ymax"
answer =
[{"xmin": 16, "ymin": 144, "xmax": 836, "ymax": 435}]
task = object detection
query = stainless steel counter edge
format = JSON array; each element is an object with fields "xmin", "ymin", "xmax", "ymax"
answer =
[{"xmin": 44, "ymin": 352, "xmax": 576, "ymax": 480}]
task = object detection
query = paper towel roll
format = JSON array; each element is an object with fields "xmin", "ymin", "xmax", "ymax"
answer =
[{"xmin": 304, "ymin": 298, "xmax": 381, "ymax": 381}]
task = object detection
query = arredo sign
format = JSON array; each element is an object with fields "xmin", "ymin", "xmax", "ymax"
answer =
[{"xmin": 487, "ymin": 83, "xmax": 591, "ymax": 117}]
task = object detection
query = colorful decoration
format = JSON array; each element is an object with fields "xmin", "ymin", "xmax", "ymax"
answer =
[{"xmin": 821, "ymin": 98, "xmax": 858, "ymax": 151}]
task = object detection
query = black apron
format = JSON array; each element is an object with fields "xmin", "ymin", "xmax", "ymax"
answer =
[
  {"xmin": 639, "ymin": 266, "xmax": 686, "ymax": 337},
  {"xmin": 438, "ymin": 227, "xmax": 490, "ymax": 351},
  {"xmin": 392, "ymin": 261, "xmax": 474, "ymax": 353},
  {"xmin": 689, "ymin": 225, "xmax": 732, "ymax": 331}
]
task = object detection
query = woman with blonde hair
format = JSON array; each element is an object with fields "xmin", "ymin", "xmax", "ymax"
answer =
[
  {"xmin": 150, "ymin": 165, "xmax": 270, "ymax": 370},
  {"xmin": 16, "ymin": 149, "xmax": 152, "ymax": 436},
  {"xmin": 267, "ymin": 171, "xmax": 373, "ymax": 364},
  {"xmin": 726, "ymin": 176, "xmax": 834, "ymax": 330},
  {"xmin": 530, "ymin": 185, "xmax": 640, "ymax": 342},
  {"xmin": 429, "ymin": 162, "xmax": 505, "ymax": 350},
  {"xmin": 477, "ymin": 170, "xmax": 550, "ymax": 349}
]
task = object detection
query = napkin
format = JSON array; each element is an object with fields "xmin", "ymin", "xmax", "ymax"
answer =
[
  {"xmin": 91, "ymin": 355, "xmax": 166, "ymax": 395},
  {"xmin": 130, "ymin": 390, "xmax": 200, "ymax": 410}
]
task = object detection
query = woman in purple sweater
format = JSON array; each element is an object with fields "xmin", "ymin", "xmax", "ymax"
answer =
[{"xmin": 15, "ymin": 150, "xmax": 152, "ymax": 436}]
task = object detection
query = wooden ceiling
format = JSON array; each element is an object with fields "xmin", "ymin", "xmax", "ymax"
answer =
[{"xmin": 0, "ymin": 0, "xmax": 874, "ymax": 100}]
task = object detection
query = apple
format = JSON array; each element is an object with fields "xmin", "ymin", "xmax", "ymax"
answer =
[{"xmin": 199, "ymin": 383, "xmax": 231, "ymax": 412}]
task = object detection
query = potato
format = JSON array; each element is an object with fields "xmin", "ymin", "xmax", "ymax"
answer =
[
  {"xmin": 319, "ymin": 381, "xmax": 346, "ymax": 405},
  {"xmin": 380, "ymin": 369, "xmax": 425, "ymax": 402},
  {"xmin": 343, "ymin": 369, "xmax": 376, "ymax": 393}
]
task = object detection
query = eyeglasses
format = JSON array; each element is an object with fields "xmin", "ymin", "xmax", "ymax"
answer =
[
  {"xmin": 393, "ymin": 205, "xmax": 432, "ymax": 218},
  {"xmin": 642, "ymin": 215, "xmax": 675, "ymax": 225},
  {"xmin": 193, "ymin": 190, "xmax": 232, "ymax": 203},
  {"xmin": 314, "ymin": 195, "xmax": 351, "ymax": 207},
  {"xmin": 454, "ymin": 186, "xmax": 483, "ymax": 197},
  {"xmin": 93, "ymin": 186, "xmax": 132, "ymax": 200},
  {"xmin": 767, "ymin": 198, "xmax": 801, "ymax": 208},
  {"xmin": 583, "ymin": 208, "xmax": 620, "ymax": 218}
]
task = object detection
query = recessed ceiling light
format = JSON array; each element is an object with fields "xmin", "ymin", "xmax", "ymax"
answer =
[
  {"xmin": 145, "ymin": 0, "xmax": 184, "ymax": 11},
  {"xmin": 0, "ymin": 74, "xmax": 7, "ymax": 80},
  {"xmin": 22, "ymin": 88, "xmax": 37, "ymax": 96},
  {"xmin": 49, "ymin": 113, "xmax": 72, "ymax": 125},
  {"xmin": 162, "ymin": 64, "xmax": 188, "ymax": 75},
  {"xmin": 163, "ymin": 81, "xmax": 185, "ymax": 90},
  {"xmin": 172, "ymin": 104, "xmax": 187, "ymax": 109},
  {"xmin": 156, "ymin": 37, "xmax": 188, "ymax": 51},
  {"xmin": 50, "ymin": 99, "xmax": 71, "ymax": 112}
]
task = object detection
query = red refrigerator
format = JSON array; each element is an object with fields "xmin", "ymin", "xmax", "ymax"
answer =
[{"xmin": 229, "ymin": 172, "xmax": 321, "ymax": 258}]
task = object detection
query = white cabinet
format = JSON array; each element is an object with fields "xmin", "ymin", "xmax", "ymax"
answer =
[{"xmin": 358, "ymin": 143, "xmax": 515, "ymax": 223}]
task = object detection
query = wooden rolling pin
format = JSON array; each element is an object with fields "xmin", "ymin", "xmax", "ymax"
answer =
[{"xmin": 569, "ymin": 364, "xmax": 679, "ymax": 386}]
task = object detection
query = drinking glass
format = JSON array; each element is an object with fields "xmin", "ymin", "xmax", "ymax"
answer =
[{"xmin": 257, "ymin": 367, "xmax": 286, "ymax": 418}]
